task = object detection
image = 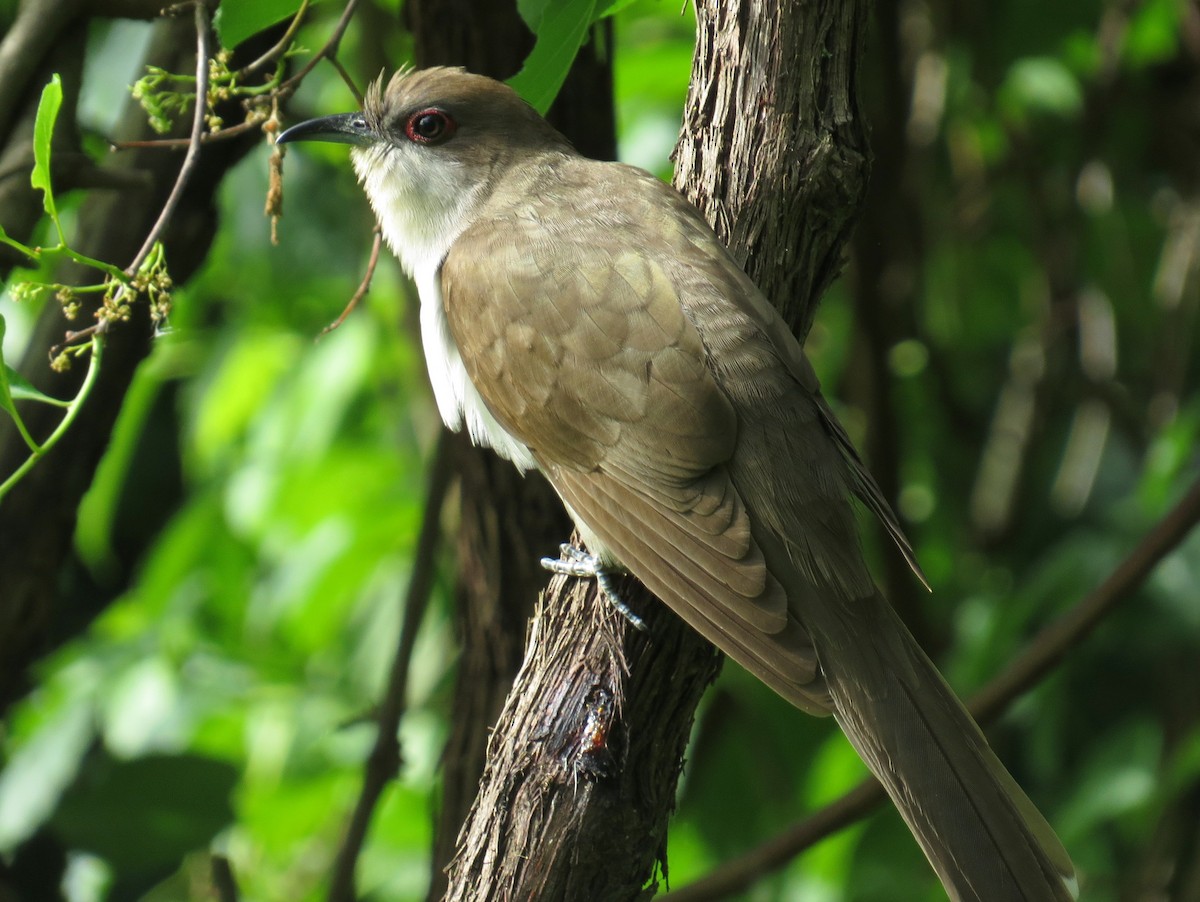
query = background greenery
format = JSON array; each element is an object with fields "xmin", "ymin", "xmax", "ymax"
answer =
[{"xmin": 1, "ymin": 0, "xmax": 1198, "ymax": 900}]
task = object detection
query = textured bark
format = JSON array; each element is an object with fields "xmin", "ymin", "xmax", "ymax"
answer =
[
  {"xmin": 429, "ymin": 434, "xmax": 570, "ymax": 899},
  {"xmin": 439, "ymin": 1, "xmax": 872, "ymax": 900},
  {"xmin": 443, "ymin": 577, "xmax": 722, "ymax": 902},
  {"xmin": 674, "ymin": 0, "xmax": 871, "ymax": 340}
]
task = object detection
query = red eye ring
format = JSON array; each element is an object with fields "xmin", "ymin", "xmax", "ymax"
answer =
[{"xmin": 405, "ymin": 108, "xmax": 456, "ymax": 145}]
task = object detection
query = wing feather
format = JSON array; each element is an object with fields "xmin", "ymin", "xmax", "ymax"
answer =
[
  {"xmin": 438, "ymin": 155, "xmax": 914, "ymax": 716},
  {"xmin": 440, "ymin": 157, "xmax": 817, "ymax": 665}
]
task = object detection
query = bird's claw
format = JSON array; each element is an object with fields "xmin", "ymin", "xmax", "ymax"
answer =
[{"xmin": 541, "ymin": 544, "xmax": 648, "ymax": 632}]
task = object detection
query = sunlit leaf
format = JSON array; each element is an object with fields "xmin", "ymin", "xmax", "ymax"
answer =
[
  {"xmin": 508, "ymin": 0, "xmax": 599, "ymax": 114},
  {"xmin": 0, "ymin": 316, "xmax": 67, "ymax": 408},
  {"xmin": 213, "ymin": 0, "xmax": 306, "ymax": 50},
  {"xmin": 31, "ymin": 74, "xmax": 62, "ymax": 227},
  {"xmin": 0, "ymin": 315, "xmax": 15, "ymax": 422},
  {"xmin": 4, "ymin": 366, "xmax": 66, "ymax": 406},
  {"xmin": 0, "ymin": 688, "xmax": 94, "ymax": 853},
  {"xmin": 1124, "ymin": 0, "xmax": 1181, "ymax": 67},
  {"xmin": 1057, "ymin": 720, "xmax": 1161, "ymax": 839},
  {"xmin": 598, "ymin": 0, "xmax": 640, "ymax": 16},
  {"xmin": 0, "ymin": 317, "xmax": 54, "ymax": 445}
]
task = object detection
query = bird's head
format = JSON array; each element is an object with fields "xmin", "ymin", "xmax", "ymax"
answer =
[{"xmin": 277, "ymin": 66, "xmax": 571, "ymax": 275}]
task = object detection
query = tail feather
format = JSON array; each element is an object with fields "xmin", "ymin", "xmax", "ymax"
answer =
[{"xmin": 817, "ymin": 593, "xmax": 1076, "ymax": 902}]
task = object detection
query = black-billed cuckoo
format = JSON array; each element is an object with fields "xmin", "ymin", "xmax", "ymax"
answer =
[{"xmin": 278, "ymin": 67, "xmax": 1077, "ymax": 901}]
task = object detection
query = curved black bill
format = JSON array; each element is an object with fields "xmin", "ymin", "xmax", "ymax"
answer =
[{"xmin": 276, "ymin": 112, "xmax": 374, "ymax": 146}]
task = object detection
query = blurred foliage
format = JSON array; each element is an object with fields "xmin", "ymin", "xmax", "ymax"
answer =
[{"xmin": 1, "ymin": 0, "xmax": 1199, "ymax": 901}]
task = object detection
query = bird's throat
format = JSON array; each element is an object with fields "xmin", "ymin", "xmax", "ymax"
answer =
[{"xmin": 351, "ymin": 145, "xmax": 478, "ymax": 279}]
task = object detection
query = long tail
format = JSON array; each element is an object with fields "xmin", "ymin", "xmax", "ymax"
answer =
[{"xmin": 814, "ymin": 591, "xmax": 1076, "ymax": 901}]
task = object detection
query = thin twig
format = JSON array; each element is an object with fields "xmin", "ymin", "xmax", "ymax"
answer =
[
  {"xmin": 968, "ymin": 474, "xmax": 1200, "ymax": 724},
  {"xmin": 327, "ymin": 54, "xmax": 364, "ymax": 106},
  {"xmin": 326, "ymin": 430, "xmax": 456, "ymax": 902},
  {"xmin": 111, "ymin": 0, "xmax": 362, "ymax": 155},
  {"xmin": 318, "ymin": 228, "xmax": 382, "ymax": 339},
  {"xmin": 667, "ymin": 472, "xmax": 1200, "ymax": 902},
  {"xmin": 0, "ymin": 337, "xmax": 105, "ymax": 502},
  {"xmin": 49, "ymin": 319, "xmax": 108, "ymax": 356},
  {"xmin": 124, "ymin": 0, "xmax": 210, "ymax": 277},
  {"xmin": 235, "ymin": 0, "xmax": 310, "ymax": 79},
  {"xmin": 279, "ymin": 0, "xmax": 361, "ymax": 94},
  {"xmin": 111, "ymin": 116, "xmax": 262, "ymax": 150}
]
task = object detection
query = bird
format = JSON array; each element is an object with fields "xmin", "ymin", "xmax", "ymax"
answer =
[{"xmin": 277, "ymin": 66, "xmax": 1077, "ymax": 901}]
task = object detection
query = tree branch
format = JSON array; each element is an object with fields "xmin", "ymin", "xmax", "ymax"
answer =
[
  {"xmin": 969, "ymin": 474, "xmax": 1200, "ymax": 724},
  {"xmin": 278, "ymin": 0, "xmax": 361, "ymax": 95},
  {"xmin": 0, "ymin": 15, "xmax": 276, "ymax": 715},
  {"xmin": 125, "ymin": 0, "xmax": 211, "ymax": 278},
  {"xmin": 0, "ymin": 0, "xmax": 84, "ymax": 139},
  {"xmin": 328, "ymin": 430, "xmax": 455, "ymax": 902}
]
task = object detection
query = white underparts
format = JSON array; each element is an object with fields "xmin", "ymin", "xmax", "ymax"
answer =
[{"xmin": 351, "ymin": 142, "xmax": 537, "ymax": 473}]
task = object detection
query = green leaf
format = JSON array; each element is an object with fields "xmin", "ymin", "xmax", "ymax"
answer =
[
  {"xmin": 1, "ymin": 315, "xmax": 65, "ymax": 418},
  {"xmin": 597, "ymin": 0, "xmax": 640, "ymax": 16},
  {"xmin": 508, "ymin": 0, "xmax": 599, "ymax": 115},
  {"xmin": 214, "ymin": 0, "xmax": 307, "ymax": 50},
  {"xmin": 0, "ymin": 221, "xmax": 38, "ymax": 260},
  {"xmin": 0, "ymin": 688, "xmax": 95, "ymax": 853},
  {"xmin": 31, "ymin": 74, "xmax": 62, "ymax": 228},
  {"xmin": 5, "ymin": 367, "xmax": 67, "ymax": 407},
  {"xmin": 1124, "ymin": 0, "xmax": 1180, "ymax": 67},
  {"xmin": 0, "ymin": 316, "xmax": 18, "ymax": 423}
]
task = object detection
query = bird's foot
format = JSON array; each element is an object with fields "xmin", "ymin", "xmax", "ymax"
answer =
[{"xmin": 540, "ymin": 543, "xmax": 647, "ymax": 632}]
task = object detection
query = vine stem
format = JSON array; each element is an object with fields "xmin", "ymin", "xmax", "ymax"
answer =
[
  {"xmin": 235, "ymin": 0, "xmax": 310, "ymax": 79},
  {"xmin": 0, "ymin": 336, "xmax": 104, "ymax": 502},
  {"xmin": 318, "ymin": 228, "xmax": 382, "ymax": 338}
]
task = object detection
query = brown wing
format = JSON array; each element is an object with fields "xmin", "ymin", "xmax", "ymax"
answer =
[
  {"xmin": 439, "ymin": 155, "xmax": 1076, "ymax": 897},
  {"xmin": 440, "ymin": 156, "xmax": 829, "ymax": 710}
]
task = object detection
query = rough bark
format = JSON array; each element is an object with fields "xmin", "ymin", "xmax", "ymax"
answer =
[
  {"xmin": 674, "ymin": 0, "xmax": 871, "ymax": 339},
  {"xmin": 429, "ymin": 433, "xmax": 570, "ymax": 898},
  {"xmin": 440, "ymin": 0, "xmax": 872, "ymax": 900},
  {"xmin": 443, "ymin": 577, "xmax": 722, "ymax": 902}
]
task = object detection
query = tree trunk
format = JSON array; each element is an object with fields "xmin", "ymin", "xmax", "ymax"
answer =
[{"xmin": 440, "ymin": 0, "xmax": 872, "ymax": 899}]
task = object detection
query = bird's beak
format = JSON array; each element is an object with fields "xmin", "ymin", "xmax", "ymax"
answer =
[{"xmin": 276, "ymin": 112, "xmax": 375, "ymax": 147}]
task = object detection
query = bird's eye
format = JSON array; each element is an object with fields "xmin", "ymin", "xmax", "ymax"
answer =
[{"xmin": 404, "ymin": 108, "xmax": 456, "ymax": 145}]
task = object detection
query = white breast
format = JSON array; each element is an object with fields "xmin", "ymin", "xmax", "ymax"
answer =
[{"xmin": 350, "ymin": 145, "xmax": 538, "ymax": 472}]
